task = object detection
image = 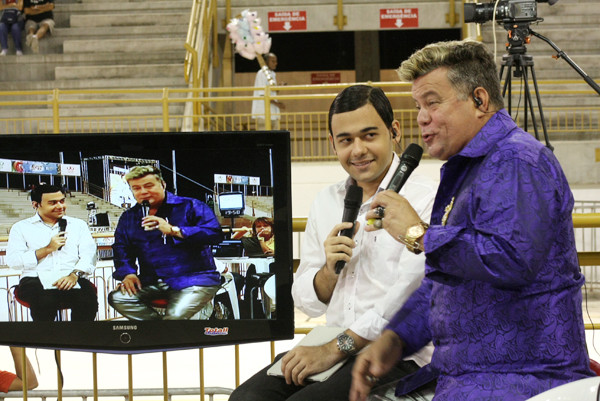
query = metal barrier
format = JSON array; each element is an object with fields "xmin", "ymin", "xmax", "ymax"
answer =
[
  {"xmin": 1, "ymin": 214, "xmax": 599, "ymax": 400},
  {"xmin": 1, "ymin": 83, "xmax": 599, "ymax": 161}
]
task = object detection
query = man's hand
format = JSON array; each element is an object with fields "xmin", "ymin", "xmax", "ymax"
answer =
[
  {"xmin": 47, "ymin": 232, "xmax": 67, "ymax": 252},
  {"xmin": 119, "ymin": 274, "xmax": 142, "ymax": 296},
  {"xmin": 53, "ymin": 272, "xmax": 78, "ymax": 291},
  {"xmin": 141, "ymin": 215, "xmax": 170, "ymax": 233},
  {"xmin": 323, "ymin": 222, "xmax": 358, "ymax": 275},
  {"xmin": 350, "ymin": 330, "xmax": 404, "ymax": 401},
  {"xmin": 313, "ymin": 222, "xmax": 358, "ymax": 303},
  {"xmin": 365, "ymin": 191, "xmax": 421, "ymax": 239},
  {"xmin": 280, "ymin": 342, "xmax": 345, "ymax": 386}
]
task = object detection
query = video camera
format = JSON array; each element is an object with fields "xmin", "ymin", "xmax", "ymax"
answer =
[{"xmin": 464, "ymin": 0, "xmax": 558, "ymax": 25}]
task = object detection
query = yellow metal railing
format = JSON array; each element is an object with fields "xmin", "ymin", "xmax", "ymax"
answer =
[
  {"xmin": 3, "ymin": 214, "xmax": 600, "ymax": 399},
  {"xmin": 1, "ymin": 83, "xmax": 599, "ymax": 162}
]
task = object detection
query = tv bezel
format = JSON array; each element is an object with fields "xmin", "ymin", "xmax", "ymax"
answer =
[{"xmin": 0, "ymin": 131, "xmax": 294, "ymax": 353}]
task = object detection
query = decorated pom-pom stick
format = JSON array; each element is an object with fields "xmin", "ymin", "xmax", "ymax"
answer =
[{"xmin": 226, "ymin": 9, "xmax": 275, "ymax": 85}]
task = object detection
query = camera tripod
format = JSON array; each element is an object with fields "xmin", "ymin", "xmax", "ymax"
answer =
[
  {"xmin": 498, "ymin": 24, "xmax": 552, "ymax": 149},
  {"xmin": 498, "ymin": 24, "xmax": 600, "ymax": 151}
]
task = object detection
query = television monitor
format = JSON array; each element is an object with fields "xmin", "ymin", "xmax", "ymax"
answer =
[
  {"xmin": 218, "ymin": 191, "xmax": 245, "ymax": 217},
  {"xmin": 0, "ymin": 131, "xmax": 293, "ymax": 353}
]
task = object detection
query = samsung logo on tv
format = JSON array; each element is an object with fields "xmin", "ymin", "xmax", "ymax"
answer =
[
  {"xmin": 204, "ymin": 327, "xmax": 229, "ymax": 336},
  {"xmin": 113, "ymin": 325, "xmax": 138, "ymax": 330}
]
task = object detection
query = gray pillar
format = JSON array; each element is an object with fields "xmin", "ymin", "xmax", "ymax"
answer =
[{"xmin": 354, "ymin": 31, "xmax": 380, "ymax": 82}]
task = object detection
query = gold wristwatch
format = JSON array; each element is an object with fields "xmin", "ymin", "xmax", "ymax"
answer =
[{"xmin": 399, "ymin": 221, "xmax": 429, "ymax": 255}]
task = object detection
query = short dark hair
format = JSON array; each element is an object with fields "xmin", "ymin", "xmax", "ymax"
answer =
[
  {"xmin": 252, "ymin": 217, "xmax": 273, "ymax": 237},
  {"xmin": 30, "ymin": 184, "xmax": 64, "ymax": 203},
  {"xmin": 328, "ymin": 85, "xmax": 394, "ymax": 136}
]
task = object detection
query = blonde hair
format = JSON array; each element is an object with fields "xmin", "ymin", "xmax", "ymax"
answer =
[
  {"xmin": 397, "ymin": 40, "xmax": 504, "ymax": 109},
  {"xmin": 124, "ymin": 165, "xmax": 164, "ymax": 183}
]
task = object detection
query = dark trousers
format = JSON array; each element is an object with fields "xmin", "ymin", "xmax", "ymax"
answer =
[
  {"xmin": 228, "ymin": 352, "xmax": 422, "ymax": 401},
  {"xmin": 18, "ymin": 276, "xmax": 98, "ymax": 321}
]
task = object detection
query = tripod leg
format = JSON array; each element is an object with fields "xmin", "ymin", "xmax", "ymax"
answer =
[
  {"xmin": 500, "ymin": 60, "xmax": 514, "ymax": 114},
  {"xmin": 519, "ymin": 58, "xmax": 536, "ymax": 138},
  {"xmin": 528, "ymin": 65, "xmax": 553, "ymax": 150}
]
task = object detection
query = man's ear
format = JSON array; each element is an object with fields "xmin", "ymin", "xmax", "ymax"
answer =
[
  {"xmin": 32, "ymin": 201, "xmax": 39, "ymax": 209},
  {"xmin": 472, "ymin": 87, "xmax": 490, "ymax": 111},
  {"xmin": 391, "ymin": 120, "xmax": 401, "ymax": 144},
  {"xmin": 329, "ymin": 134, "xmax": 337, "ymax": 154}
]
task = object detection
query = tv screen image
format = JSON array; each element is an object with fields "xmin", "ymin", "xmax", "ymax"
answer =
[{"xmin": 0, "ymin": 131, "xmax": 294, "ymax": 353}]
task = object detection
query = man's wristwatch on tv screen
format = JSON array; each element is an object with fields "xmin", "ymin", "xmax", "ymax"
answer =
[{"xmin": 70, "ymin": 270, "xmax": 85, "ymax": 278}]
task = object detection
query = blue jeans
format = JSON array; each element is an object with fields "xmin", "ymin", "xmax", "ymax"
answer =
[{"xmin": 0, "ymin": 20, "xmax": 24, "ymax": 52}]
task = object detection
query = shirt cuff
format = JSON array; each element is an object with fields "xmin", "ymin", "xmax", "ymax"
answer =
[
  {"xmin": 349, "ymin": 309, "xmax": 389, "ymax": 341},
  {"xmin": 292, "ymin": 268, "xmax": 328, "ymax": 317}
]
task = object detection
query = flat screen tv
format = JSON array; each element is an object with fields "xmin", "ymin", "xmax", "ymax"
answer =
[{"xmin": 0, "ymin": 131, "xmax": 293, "ymax": 353}]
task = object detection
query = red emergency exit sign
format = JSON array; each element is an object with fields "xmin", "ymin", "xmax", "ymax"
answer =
[
  {"xmin": 380, "ymin": 8, "xmax": 419, "ymax": 29},
  {"xmin": 268, "ymin": 11, "xmax": 307, "ymax": 31}
]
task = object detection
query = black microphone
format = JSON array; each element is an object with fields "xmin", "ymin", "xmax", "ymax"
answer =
[
  {"xmin": 386, "ymin": 143, "xmax": 423, "ymax": 193},
  {"xmin": 58, "ymin": 218, "xmax": 67, "ymax": 250},
  {"xmin": 335, "ymin": 184, "xmax": 363, "ymax": 274},
  {"xmin": 141, "ymin": 200, "xmax": 150, "ymax": 217}
]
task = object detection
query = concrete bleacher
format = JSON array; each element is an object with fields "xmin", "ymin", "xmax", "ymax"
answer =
[
  {"xmin": 479, "ymin": 0, "xmax": 600, "ymax": 110},
  {"xmin": 0, "ymin": 189, "xmax": 124, "ymax": 235},
  {"xmin": 0, "ymin": 0, "xmax": 191, "ymax": 125}
]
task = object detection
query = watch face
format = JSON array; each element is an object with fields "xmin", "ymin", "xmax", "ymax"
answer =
[
  {"xmin": 337, "ymin": 333, "xmax": 356, "ymax": 354},
  {"xmin": 407, "ymin": 224, "xmax": 425, "ymax": 239}
]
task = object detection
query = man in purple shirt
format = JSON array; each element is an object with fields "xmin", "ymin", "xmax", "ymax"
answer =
[
  {"xmin": 108, "ymin": 165, "xmax": 223, "ymax": 320},
  {"xmin": 350, "ymin": 40, "xmax": 593, "ymax": 401}
]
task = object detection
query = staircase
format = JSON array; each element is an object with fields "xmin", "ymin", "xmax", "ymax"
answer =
[{"xmin": 0, "ymin": 0, "xmax": 192, "ymax": 130}]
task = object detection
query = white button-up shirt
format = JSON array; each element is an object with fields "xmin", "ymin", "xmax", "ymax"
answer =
[
  {"xmin": 292, "ymin": 154, "xmax": 437, "ymax": 366},
  {"xmin": 6, "ymin": 214, "xmax": 97, "ymax": 279}
]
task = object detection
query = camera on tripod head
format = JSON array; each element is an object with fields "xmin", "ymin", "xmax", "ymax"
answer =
[{"xmin": 464, "ymin": 0, "xmax": 558, "ymax": 25}]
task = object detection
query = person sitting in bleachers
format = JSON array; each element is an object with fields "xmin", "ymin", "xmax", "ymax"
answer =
[
  {"xmin": 0, "ymin": 0, "xmax": 24, "ymax": 56},
  {"xmin": 23, "ymin": 0, "xmax": 53, "ymax": 54}
]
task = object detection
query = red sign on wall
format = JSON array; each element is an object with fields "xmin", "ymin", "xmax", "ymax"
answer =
[
  {"xmin": 311, "ymin": 73, "xmax": 341, "ymax": 84},
  {"xmin": 268, "ymin": 11, "xmax": 307, "ymax": 32},
  {"xmin": 380, "ymin": 8, "xmax": 419, "ymax": 29}
]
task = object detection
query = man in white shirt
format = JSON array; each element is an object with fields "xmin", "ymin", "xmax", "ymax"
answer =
[
  {"xmin": 229, "ymin": 85, "xmax": 437, "ymax": 401},
  {"xmin": 252, "ymin": 52, "xmax": 285, "ymax": 130},
  {"xmin": 7, "ymin": 184, "xmax": 98, "ymax": 321}
]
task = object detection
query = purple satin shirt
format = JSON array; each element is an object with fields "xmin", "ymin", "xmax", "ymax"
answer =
[
  {"xmin": 112, "ymin": 192, "xmax": 223, "ymax": 290},
  {"xmin": 388, "ymin": 109, "xmax": 593, "ymax": 400}
]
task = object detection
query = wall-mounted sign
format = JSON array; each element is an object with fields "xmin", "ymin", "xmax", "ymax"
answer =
[
  {"xmin": 380, "ymin": 8, "xmax": 419, "ymax": 29},
  {"xmin": 311, "ymin": 72, "xmax": 341, "ymax": 84},
  {"xmin": 268, "ymin": 11, "xmax": 307, "ymax": 31}
]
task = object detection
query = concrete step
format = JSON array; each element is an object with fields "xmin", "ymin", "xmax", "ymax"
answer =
[
  {"xmin": 0, "ymin": 76, "xmax": 188, "ymax": 91},
  {"xmin": 0, "ymin": 51, "xmax": 185, "ymax": 82},
  {"xmin": 481, "ymin": 27, "xmax": 600, "ymax": 55},
  {"xmin": 55, "ymin": 63, "xmax": 184, "ymax": 80},
  {"xmin": 494, "ymin": 54, "xmax": 600, "ymax": 80},
  {"xmin": 63, "ymin": 38, "xmax": 182, "ymax": 54},
  {"xmin": 56, "ymin": 24, "xmax": 188, "ymax": 39},
  {"xmin": 58, "ymin": 0, "xmax": 192, "ymax": 14},
  {"xmin": 69, "ymin": 12, "xmax": 189, "ymax": 28},
  {"xmin": 482, "ymin": 27, "xmax": 600, "ymax": 52}
]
